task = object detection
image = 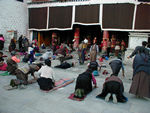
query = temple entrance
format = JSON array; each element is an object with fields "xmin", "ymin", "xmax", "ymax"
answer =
[{"xmin": 73, "ymin": 24, "xmax": 103, "ymax": 44}]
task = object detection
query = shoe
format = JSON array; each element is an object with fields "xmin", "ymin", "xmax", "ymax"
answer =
[
  {"xmin": 105, "ymin": 93, "xmax": 111, "ymax": 102},
  {"xmin": 112, "ymin": 94, "xmax": 118, "ymax": 104}
]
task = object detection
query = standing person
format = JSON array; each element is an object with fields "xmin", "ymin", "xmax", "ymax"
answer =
[
  {"xmin": 81, "ymin": 40, "xmax": 88, "ymax": 64},
  {"xmin": 114, "ymin": 40, "xmax": 120, "ymax": 57},
  {"xmin": 74, "ymin": 68, "xmax": 97, "ymax": 98},
  {"xmin": 147, "ymin": 44, "xmax": 150, "ymax": 55},
  {"xmin": 109, "ymin": 57, "xmax": 125, "ymax": 77},
  {"xmin": 37, "ymin": 59, "xmax": 55, "ymax": 91},
  {"xmin": 127, "ymin": 41, "xmax": 148, "ymax": 59},
  {"xmin": 28, "ymin": 44, "xmax": 35, "ymax": 64},
  {"xmin": 129, "ymin": 52, "xmax": 150, "ymax": 98},
  {"xmin": 78, "ymin": 41, "xmax": 84, "ymax": 64},
  {"xmin": 90, "ymin": 38, "xmax": 99, "ymax": 62},
  {"xmin": 107, "ymin": 40, "xmax": 111, "ymax": 57},
  {"xmin": 22, "ymin": 36, "xmax": 29, "ymax": 52},
  {"xmin": 9, "ymin": 38, "xmax": 16, "ymax": 52},
  {"xmin": 6, "ymin": 52, "xmax": 20, "ymax": 75},
  {"xmin": 121, "ymin": 40, "xmax": 126, "ymax": 55},
  {"xmin": 0, "ymin": 34, "xmax": 5, "ymax": 50},
  {"xmin": 18, "ymin": 35, "xmax": 23, "ymax": 52}
]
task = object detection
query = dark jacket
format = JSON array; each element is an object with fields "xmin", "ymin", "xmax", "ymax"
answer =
[
  {"xmin": 129, "ymin": 46, "xmax": 149, "ymax": 58},
  {"xmin": 75, "ymin": 70, "xmax": 93, "ymax": 94},
  {"xmin": 133, "ymin": 53, "xmax": 150, "ymax": 76},
  {"xmin": 109, "ymin": 59, "xmax": 124, "ymax": 76}
]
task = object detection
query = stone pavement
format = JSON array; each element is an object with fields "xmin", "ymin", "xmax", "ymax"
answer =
[{"xmin": 0, "ymin": 50, "xmax": 150, "ymax": 113}]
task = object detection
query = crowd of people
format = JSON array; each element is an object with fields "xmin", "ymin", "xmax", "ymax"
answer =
[{"xmin": 0, "ymin": 33, "xmax": 150, "ymax": 104}]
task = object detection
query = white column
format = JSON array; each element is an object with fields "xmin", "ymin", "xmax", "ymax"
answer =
[
  {"xmin": 124, "ymin": 32, "xmax": 149, "ymax": 65},
  {"xmin": 29, "ymin": 30, "xmax": 33, "ymax": 42}
]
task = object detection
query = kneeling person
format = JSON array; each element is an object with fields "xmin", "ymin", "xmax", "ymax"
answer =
[
  {"xmin": 10, "ymin": 63, "xmax": 42, "ymax": 88},
  {"xmin": 96, "ymin": 74, "xmax": 127, "ymax": 103},
  {"xmin": 74, "ymin": 68, "xmax": 97, "ymax": 98},
  {"xmin": 37, "ymin": 59, "xmax": 55, "ymax": 91}
]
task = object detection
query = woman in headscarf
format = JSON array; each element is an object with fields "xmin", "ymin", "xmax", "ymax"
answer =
[
  {"xmin": 74, "ymin": 68, "xmax": 97, "ymax": 98},
  {"xmin": 0, "ymin": 34, "xmax": 5, "ymax": 50},
  {"xmin": 6, "ymin": 52, "xmax": 20, "ymax": 75},
  {"xmin": 129, "ymin": 50, "xmax": 150, "ymax": 98}
]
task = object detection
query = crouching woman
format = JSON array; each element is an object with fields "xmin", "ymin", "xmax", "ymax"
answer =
[
  {"xmin": 96, "ymin": 74, "xmax": 127, "ymax": 103},
  {"xmin": 37, "ymin": 59, "xmax": 55, "ymax": 91},
  {"xmin": 74, "ymin": 68, "xmax": 97, "ymax": 98}
]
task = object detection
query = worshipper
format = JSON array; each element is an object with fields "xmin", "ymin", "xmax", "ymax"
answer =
[
  {"xmin": 96, "ymin": 74, "xmax": 127, "ymax": 103},
  {"xmin": 0, "ymin": 51, "xmax": 3, "ymax": 59},
  {"xmin": 55, "ymin": 61, "xmax": 75, "ymax": 69},
  {"xmin": 74, "ymin": 68, "xmax": 97, "ymax": 98},
  {"xmin": 37, "ymin": 59, "xmax": 55, "ymax": 91},
  {"xmin": 90, "ymin": 38, "xmax": 99, "ymax": 62},
  {"xmin": 40, "ymin": 50, "xmax": 53, "ymax": 61},
  {"xmin": 78, "ymin": 41, "xmax": 84, "ymax": 64},
  {"xmin": 6, "ymin": 51, "xmax": 20, "ymax": 75},
  {"xmin": 28, "ymin": 44, "xmax": 35, "ymax": 64},
  {"xmin": 88, "ymin": 61, "xmax": 101, "ymax": 76},
  {"xmin": 41, "ymin": 43, "xmax": 46, "ymax": 49},
  {"xmin": 147, "ymin": 44, "xmax": 150, "ymax": 55},
  {"xmin": 109, "ymin": 57, "xmax": 125, "ymax": 77},
  {"xmin": 129, "ymin": 51, "xmax": 150, "ymax": 98},
  {"xmin": 55, "ymin": 47, "xmax": 66, "ymax": 56},
  {"xmin": 0, "ymin": 58, "xmax": 7, "ymax": 71},
  {"xmin": 78, "ymin": 41, "xmax": 87, "ymax": 64},
  {"xmin": 121, "ymin": 40, "xmax": 126, "ymax": 54},
  {"xmin": 9, "ymin": 38, "xmax": 16, "ymax": 52},
  {"xmin": 0, "ymin": 34, "xmax": 5, "ymax": 50},
  {"xmin": 114, "ymin": 41, "xmax": 120, "ymax": 57},
  {"xmin": 107, "ymin": 40, "xmax": 111, "ymax": 57},
  {"xmin": 9, "ymin": 63, "xmax": 43, "ymax": 88},
  {"xmin": 127, "ymin": 41, "xmax": 149, "ymax": 58},
  {"xmin": 18, "ymin": 35, "xmax": 23, "ymax": 52},
  {"xmin": 22, "ymin": 36, "xmax": 29, "ymax": 52}
]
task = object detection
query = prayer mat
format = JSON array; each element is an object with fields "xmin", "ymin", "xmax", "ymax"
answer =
[
  {"xmin": 68, "ymin": 93, "xmax": 86, "ymax": 101},
  {"xmin": 0, "ymin": 71, "xmax": 10, "ymax": 76},
  {"xmin": 41, "ymin": 78, "xmax": 75, "ymax": 92}
]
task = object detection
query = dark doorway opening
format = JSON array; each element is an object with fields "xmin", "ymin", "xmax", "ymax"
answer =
[{"xmin": 73, "ymin": 24, "xmax": 103, "ymax": 44}]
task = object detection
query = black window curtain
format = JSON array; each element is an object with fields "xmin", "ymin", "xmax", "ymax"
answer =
[{"xmin": 102, "ymin": 3, "xmax": 134, "ymax": 29}]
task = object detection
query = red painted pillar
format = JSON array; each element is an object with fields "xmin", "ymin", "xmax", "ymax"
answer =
[{"xmin": 73, "ymin": 28, "xmax": 80, "ymax": 49}]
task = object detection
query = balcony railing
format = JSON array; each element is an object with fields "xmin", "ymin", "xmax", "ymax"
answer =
[{"xmin": 28, "ymin": 0, "xmax": 89, "ymax": 4}]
